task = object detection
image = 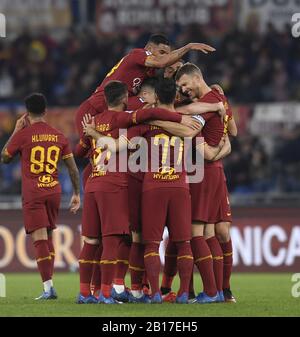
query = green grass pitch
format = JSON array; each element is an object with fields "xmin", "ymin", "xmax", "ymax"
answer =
[{"xmin": 0, "ymin": 273, "xmax": 299, "ymax": 317}]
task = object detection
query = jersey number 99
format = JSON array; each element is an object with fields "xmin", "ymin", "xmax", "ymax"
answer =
[{"xmin": 30, "ymin": 146, "xmax": 60, "ymax": 174}]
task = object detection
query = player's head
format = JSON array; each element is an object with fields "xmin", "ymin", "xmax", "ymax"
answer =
[
  {"xmin": 175, "ymin": 62, "xmax": 203, "ymax": 99},
  {"xmin": 24, "ymin": 93, "xmax": 47, "ymax": 116},
  {"xmin": 138, "ymin": 78, "xmax": 158, "ymax": 105},
  {"xmin": 145, "ymin": 34, "xmax": 171, "ymax": 56},
  {"xmin": 155, "ymin": 78, "xmax": 176, "ymax": 105},
  {"xmin": 104, "ymin": 80, "xmax": 128, "ymax": 110}
]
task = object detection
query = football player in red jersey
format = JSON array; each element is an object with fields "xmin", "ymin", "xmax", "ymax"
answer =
[
  {"xmin": 1, "ymin": 93, "xmax": 80, "ymax": 300},
  {"xmin": 175, "ymin": 63, "xmax": 234, "ymax": 303}
]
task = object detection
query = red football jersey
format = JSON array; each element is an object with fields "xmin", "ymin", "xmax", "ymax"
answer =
[
  {"xmin": 127, "ymin": 95, "xmax": 147, "ymax": 111},
  {"xmin": 5, "ymin": 122, "xmax": 73, "ymax": 201},
  {"xmin": 88, "ymin": 48, "xmax": 154, "ymax": 111},
  {"xmin": 127, "ymin": 124, "xmax": 188, "ymax": 192},
  {"xmin": 197, "ymin": 90, "xmax": 226, "ymax": 168}
]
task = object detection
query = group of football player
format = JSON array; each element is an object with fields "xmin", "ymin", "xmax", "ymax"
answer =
[
  {"xmin": 74, "ymin": 34, "xmax": 237, "ymax": 305},
  {"xmin": 1, "ymin": 34, "xmax": 237, "ymax": 304}
]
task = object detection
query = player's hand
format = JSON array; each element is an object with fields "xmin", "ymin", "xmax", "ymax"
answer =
[
  {"xmin": 218, "ymin": 135, "xmax": 226, "ymax": 149},
  {"xmin": 188, "ymin": 43, "xmax": 216, "ymax": 54},
  {"xmin": 217, "ymin": 102, "xmax": 226, "ymax": 123},
  {"xmin": 181, "ymin": 115, "xmax": 201, "ymax": 130},
  {"xmin": 14, "ymin": 114, "xmax": 28, "ymax": 133},
  {"xmin": 82, "ymin": 114, "xmax": 95, "ymax": 136},
  {"xmin": 69, "ymin": 194, "xmax": 80, "ymax": 214}
]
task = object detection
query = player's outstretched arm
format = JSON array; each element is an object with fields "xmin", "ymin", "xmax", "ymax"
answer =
[
  {"xmin": 176, "ymin": 101, "xmax": 226, "ymax": 121},
  {"xmin": 145, "ymin": 43, "xmax": 215, "ymax": 69},
  {"xmin": 149, "ymin": 115, "xmax": 204, "ymax": 138},
  {"xmin": 63, "ymin": 156, "xmax": 81, "ymax": 214}
]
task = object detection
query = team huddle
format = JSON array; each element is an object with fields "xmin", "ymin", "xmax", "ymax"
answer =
[{"xmin": 1, "ymin": 34, "xmax": 237, "ymax": 305}]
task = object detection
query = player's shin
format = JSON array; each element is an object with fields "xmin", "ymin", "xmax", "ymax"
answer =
[
  {"xmin": 161, "ymin": 240, "xmax": 178, "ymax": 295},
  {"xmin": 175, "ymin": 241, "xmax": 194, "ymax": 296},
  {"xmin": 79, "ymin": 240, "xmax": 98, "ymax": 297},
  {"xmin": 191, "ymin": 236, "xmax": 217, "ymax": 297},
  {"xmin": 129, "ymin": 242, "xmax": 145, "ymax": 297},
  {"xmin": 91, "ymin": 242, "xmax": 103, "ymax": 297},
  {"xmin": 206, "ymin": 236, "xmax": 224, "ymax": 292},
  {"xmin": 144, "ymin": 242, "xmax": 161, "ymax": 297},
  {"xmin": 100, "ymin": 235, "xmax": 122, "ymax": 298},
  {"xmin": 113, "ymin": 235, "xmax": 131, "ymax": 293},
  {"xmin": 220, "ymin": 239, "xmax": 233, "ymax": 290},
  {"xmin": 33, "ymin": 240, "xmax": 53, "ymax": 292},
  {"xmin": 47, "ymin": 235, "xmax": 55, "ymax": 278}
]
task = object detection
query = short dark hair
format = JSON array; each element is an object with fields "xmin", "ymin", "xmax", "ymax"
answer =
[
  {"xmin": 104, "ymin": 81, "xmax": 128, "ymax": 106},
  {"xmin": 155, "ymin": 78, "xmax": 176, "ymax": 104},
  {"xmin": 24, "ymin": 93, "xmax": 47, "ymax": 115},
  {"xmin": 147, "ymin": 34, "xmax": 170, "ymax": 46},
  {"xmin": 140, "ymin": 78, "xmax": 158, "ymax": 91},
  {"xmin": 175, "ymin": 62, "xmax": 202, "ymax": 81}
]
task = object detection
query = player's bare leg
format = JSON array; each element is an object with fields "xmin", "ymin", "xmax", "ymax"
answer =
[
  {"xmin": 204, "ymin": 223, "xmax": 225, "ymax": 302},
  {"xmin": 215, "ymin": 221, "xmax": 236, "ymax": 303},
  {"xmin": 190, "ymin": 222, "xmax": 219, "ymax": 303},
  {"xmin": 31, "ymin": 228, "xmax": 57, "ymax": 300},
  {"xmin": 77, "ymin": 236, "xmax": 99, "ymax": 304},
  {"xmin": 128, "ymin": 231, "xmax": 150, "ymax": 303}
]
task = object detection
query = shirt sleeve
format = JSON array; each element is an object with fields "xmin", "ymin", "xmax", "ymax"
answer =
[
  {"xmin": 131, "ymin": 49, "xmax": 152, "ymax": 66},
  {"xmin": 5, "ymin": 131, "xmax": 23, "ymax": 158}
]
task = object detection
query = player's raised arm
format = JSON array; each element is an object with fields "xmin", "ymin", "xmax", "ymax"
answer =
[
  {"xmin": 176, "ymin": 101, "xmax": 226, "ymax": 120},
  {"xmin": 63, "ymin": 156, "xmax": 81, "ymax": 214},
  {"xmin": 145, "ymin": 43, "xmax": 215, "ymax": 69},
  {"xmin": 1, "ymin": 114, "xmax": 27, "ymax": 164}
]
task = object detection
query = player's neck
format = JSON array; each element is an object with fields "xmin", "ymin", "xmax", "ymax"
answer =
[
  {"xmin": 157, "ymin": 103, "xmax": 175, "ymax": 111},
  {"xmin": 199, "ymin": 83, "xmax": 212, "ymax": 98},
  {"xmin": 108, "ymin": 104, "xmax": 124, "ymax": 112},
  {"xmin": 28, "ymin": 116, "xmax": 46, "ymax": 124}
]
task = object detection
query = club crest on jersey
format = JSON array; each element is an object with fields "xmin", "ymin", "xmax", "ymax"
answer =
[{"xmin": 38, "ymin": 174, "xmax": 54, "ymax": 184}]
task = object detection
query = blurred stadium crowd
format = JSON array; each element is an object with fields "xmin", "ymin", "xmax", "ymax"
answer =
[{"xmin": 0, "ymin": 20, "xmax": 300, "ymax": 198}]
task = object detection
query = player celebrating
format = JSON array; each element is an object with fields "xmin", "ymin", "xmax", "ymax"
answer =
[{"xmin": 1, "ymin": 93, "xmax": 80, "ymax": 300}]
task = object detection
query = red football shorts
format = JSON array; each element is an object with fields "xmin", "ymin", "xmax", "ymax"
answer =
[
  {"xmin": 190, "ymin": 167, "xmax": 224, "ymax": 223},
  {"xmin": 142, "ymin": 187, "xmax": 191, "ymax": 242},
  {"xmin": 82, "ymin": 163, "xmax": 92, "ymax": 190},
  {"xmin": 216, "ymin": 171, "xmax": 232, "ymax": 223},
  {"xmin": 22, "ymin": 193, "xmax": 61, "ymax": 234},
  {"xmin": 82, "ymin": 188, "xmax": 130, "ymax": 238},
  {"xmin": 128, "ymin": 174, "xmax": 143, "ymax": 233}
]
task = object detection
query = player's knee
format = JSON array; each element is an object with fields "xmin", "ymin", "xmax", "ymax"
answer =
[
  {"xmin": 192, "ymin": 222, "xmax": 204, "ymax": 237},
  {"xmin": 31, "ymin": 228, "xmax": 48, "ymax": 242},
  {"xmin": 83, "ymin": 236, "xmax": 99, "ymax": 245},
  {"xmin": 215, "ymin": 222, "xmax": 231, "ymax": 243},
  {"xmin": 204, "ymin": 223, "xmax": 215, "ymax": 240},
  {"xmin": 132, "ymin": 231, "xmax": 142, "ymax": 243}
]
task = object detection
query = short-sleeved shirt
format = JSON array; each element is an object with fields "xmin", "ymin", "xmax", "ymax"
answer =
[
  {"xmin": 5, "ymin": 121, "xmax": 73, "ymax": 202},
  {"xmin": 88, "ymin": 48, "xmax": 155, "ymax": 111},
  {"xmin": 126, "ymin": 124, "xmax": 188, "ymax": 192}
]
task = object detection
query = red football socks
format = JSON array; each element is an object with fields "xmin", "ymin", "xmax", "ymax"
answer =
[
  {"xmin": 161, "ymin": 240, "xmax": 178, "ymax": 290},
  {"xmin": 191, "ymin": 236, "xmax": 217, "ymax": 297},
  {"xmin": 175, "ymin": 241, "xmax": 194, "ymax": 297},
  {"xmin": 79, "ymin": 241, "xmax": 98, "ymax": 297},
  {"xmin": 47, "ymin": 236, "xmax": 55, "ymax": 278},
  {"xmin": 206, "ymin": 236, "xmax": 224, "ymax": 292},
  {"xmin": 144, "ymin": 242, "xmax": 161, "ymax": 296},
  {"xmin": 101, "ymin": 235, "xmax": 122, "ymax": 298},
  {"xmin": 129, "ymin": 242, "xmax": 145, "ymax": 290},
  {"xmin": 91, "ymin": 243, "xmax": 103, "ymax": 296},
  {"xmin": 220, "ymin": 239, "xmax": 233, "ymax": 289},
  {"xmin": 33, "ymin": 240, "xmax": 52, "ymax": 283},
  {"xmin": 114, "ymin": 237, "xmax": 131, "ymax": 286}
]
